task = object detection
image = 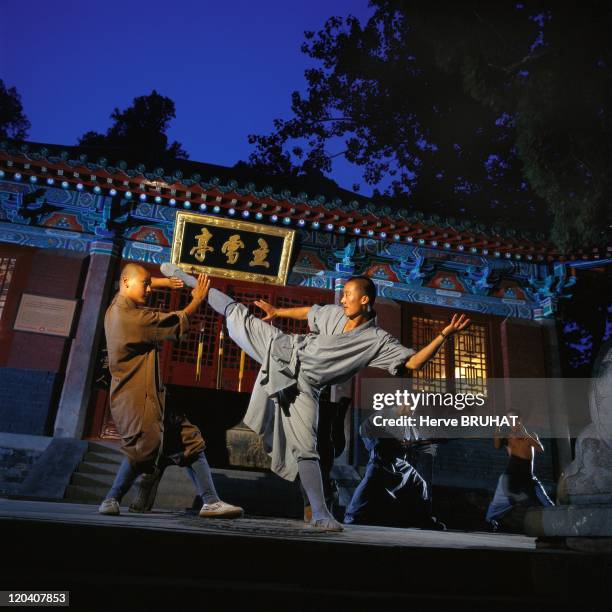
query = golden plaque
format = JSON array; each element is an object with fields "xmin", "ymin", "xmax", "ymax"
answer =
[{"xmin": 171, "ymin": 211, "xmax": 295, "ymax": 285}]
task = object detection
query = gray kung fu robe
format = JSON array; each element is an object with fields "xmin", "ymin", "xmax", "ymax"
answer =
[
  {"xmin": 105, "ymin": 294, "xmax": 203, "ymax": 466},
  {"xmin": 217, "ymin": 292, "xmax": 416, "ymax": 481}
]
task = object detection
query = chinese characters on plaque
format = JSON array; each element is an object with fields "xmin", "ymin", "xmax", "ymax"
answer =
[{"xmin": 171, "ymin": 211, "xmax": 295, "ymax": 285}]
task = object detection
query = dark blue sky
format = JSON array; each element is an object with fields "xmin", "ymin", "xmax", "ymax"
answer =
[{"xmin": 1, "ymin": 0, "xmax": 373, "ymax": 191}]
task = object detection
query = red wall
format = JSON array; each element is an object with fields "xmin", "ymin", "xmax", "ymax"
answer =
[{"xmin": 0, "ymin": 245, "xmax": 86, "ymax": 373}]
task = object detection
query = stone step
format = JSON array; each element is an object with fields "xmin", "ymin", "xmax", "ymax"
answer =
[
  {"xmin": 75, "ymin": 461, "xmax": 118, "ymax": 476},
  {"xmin": 82, "ymin": 451, "xmax": 122, "ymax": 466},
  {"xmin": 64, "ymin": 484, "xmax": 138, "ymax": 507},
  {"xmin": 70, "ymin": 472, "xmax": 114, "ymax": 488},
  {"xmin": 86, "ymin": 441, "xmax": 122, "ymax": 455},
  {"xmin": 64, "ymin": 484, "xmax": 108, "ymax": 503}
]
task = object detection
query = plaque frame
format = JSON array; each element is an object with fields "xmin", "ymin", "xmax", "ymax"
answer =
[{"xmin": 170, "ymin": 211, "xmax": 295, "ymax": 285}]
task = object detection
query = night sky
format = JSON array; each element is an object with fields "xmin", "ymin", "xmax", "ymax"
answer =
[{"xmin": 1, "ymin": 0, "xmax": 373, "ymax": 190}]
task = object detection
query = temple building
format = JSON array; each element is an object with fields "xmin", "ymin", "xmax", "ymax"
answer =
[{"xmin": 0, "ymin": 140, "xmax": 608, "ymax": 525}]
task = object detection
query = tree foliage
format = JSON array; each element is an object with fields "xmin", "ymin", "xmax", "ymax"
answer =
[
  {"xmin": 248, "ymin": 1, "xmax": 611, "ymax": 250},
  {"xmin": 78, "ymin": 90, "xmax": 188, "ymax": 162},
  {"xmin": 0, "ymin": 80, "xmax": 30, "ymax": 140}
]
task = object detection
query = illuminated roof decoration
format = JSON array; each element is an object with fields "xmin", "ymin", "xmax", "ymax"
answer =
[{"xmin": 0, "ymin": 140, "xmax": 606, "ymax": 263}]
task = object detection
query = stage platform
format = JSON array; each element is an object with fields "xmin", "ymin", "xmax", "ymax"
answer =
[{"xmin": 0, "ymin": 498, "xmax": 609, "ymax": 610}]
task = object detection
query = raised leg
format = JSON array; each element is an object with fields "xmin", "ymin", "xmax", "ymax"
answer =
[{"xmin": 207, "ymin": 288, "xmax": 282, "ymax": 363}]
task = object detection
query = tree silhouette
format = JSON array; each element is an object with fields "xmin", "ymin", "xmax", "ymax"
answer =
[
  {"xmin": 78, "ymin": 90, "xmax": 188, "ymax": 163},
  {"xmin": 248, "ymin": 1, "xmax": 611, "ymax": 249},
  {"xmin": 0, "ymin": 80, "xmax": 30, "ymax": 140}
]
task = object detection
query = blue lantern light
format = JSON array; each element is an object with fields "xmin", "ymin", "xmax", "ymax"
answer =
[
  {"xmin": 0, "ymin": 170, "xmax": 5, "ymax": 178},
  {"xmin": 326, "ymin": 223, "xmax": 334, "ymax": 231},
  {"xmin": 154, "ymin": 196, "xmax": 162, "ymax": 204},
  {"xmin": 394, "ymin": 234, "xmax": 400, "ymax": 241},
  {"xmin": 380, "ymin": 231, "xmax": 387, "ymax": 239},
  {"xmin": 169, "ymin": 198, "xmax": 176, "ymax": 206},
  {"xmin": 14, "ymin": 173, "xmax": 22, "ymax": 181},
  {"xmin": 139, "ymin": 193, "xmax": 147, "ymax": 202},
  {"xmin": 76, "ymin": 182, "xmax": 84, "ymax": 190},
  {"xmin": 271, "ymin": 214, "xmax": 278, "ymax": 222},
  {"xmin": 228, "ymin": 208, "xmax": 236, "ymax": 216},
  {"xmin": 109, "ymin": 188, "xmax": 117, "ymax": 197},
  {"xmin": 125, "ymin": 191, "xmax": 133, "ymax": 199},
  {"xmin": 367, "ymin": 229, "xmax": 374, "ymax": 237},
  {"xmin": 29, "ymin": 175, "xmax": 37, "ymax": 183},
  {"xmin": 61, "ymin": 181, "xmax": 69, "ymax": 189},
  {"xmin": 242, "ymin": 210, "xmax": 250, "ymax": 218},
  {"xmin": 213, "ymin": 205, "xmax": 220, "ymax": 213},
  {"xmin": 312, "ymin": 221, "xmax": 320, "ymax": 229},
  {"xmin": 354, "ymin": 228, "xmax": 361, "ymax": 235},
  {"xmin": 256, "ymin": 212, "xmax": 263, "ymax": 220},
  {"xmin": 283, "ymin": 217, "xmax": 291, "ymax": 225},
  {"xmin": 183, "ymin": 201, "xmax": 191, "ymax": 209},
  {"xmin": 200, "ymin": 203, "xmax": 208, "ymax": 212},
  {"xmin": 93, "ymin": 185, "xmax": 101, "ymax": 194},
  {"xmin": 46, "ymin": 177, "xmax": 54, "ymax": 185},
  {"xmin": 297, "ymin": 219, "xmax": 305, "ymax": 226},
  {"xmin": 339, "ymin": 226, "xmax": 346, "ymax": 233}
]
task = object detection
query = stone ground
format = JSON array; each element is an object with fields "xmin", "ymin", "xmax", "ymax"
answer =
[{"xmin": 0, "ymin": 498, "xmax": 608, "ymax": 611}]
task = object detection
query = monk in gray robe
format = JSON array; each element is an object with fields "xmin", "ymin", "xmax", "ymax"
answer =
[
  {"xmin": 206, "ymin": 275, "xmax": 470, "ymax": 530},
  {"xmin": 99, "ymin": 264, "xmax": 242, "ymax": 519}
]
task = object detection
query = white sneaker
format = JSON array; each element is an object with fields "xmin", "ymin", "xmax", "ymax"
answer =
[
  {"xmin": 199, "ymin": 500, "xmax": 244, "ymax": 518},
  {"xmin": 98, "ymin": 498, "xmax": 120, "ymax": 515}
]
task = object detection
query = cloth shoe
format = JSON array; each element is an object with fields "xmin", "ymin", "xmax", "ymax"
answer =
[
  {"xmin": 98, "ymin": 498, "xmax": 120, "ymax": 515},
  {"xmin": 199, "ymin": 500, "xmax": 244, "ymax": 518}
]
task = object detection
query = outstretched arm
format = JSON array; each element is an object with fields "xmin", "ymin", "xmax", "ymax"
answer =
[
  {"xmin": 151, "ymin": 276, "xmax": 184, "ymax": 290},
  {"xmin": 405, "ymin": 313, "xmax": 471, "ymax": 370},
  {"xmin": 254, "ymin": 300, "xmax": 311, "ymax": 322},
  {"xmin": 521, "ymin": 426, "xmax": 545, "ymax": 453},
  {"xmin": 183, "ymin": 274, "xmax": 210, "ymax": 318}
]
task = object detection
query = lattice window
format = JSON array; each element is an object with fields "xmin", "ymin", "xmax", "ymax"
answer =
[
  {"xmin": 221, "ymin": 284, "xmax": 274, "ymax": 383},
  {"xmin": 274, "ymin": 294, "xmax": 312, "ymax": 335},
  {"xmin": 410, "ymin": 315, "xmax": 488, "ymax": 396},
  {"xmin": 0, "ymin": 257, "xmax": 16, "ymax": 323},
  {"xmin": 411, "ymin": 316, "xmax": 448, "ymax": 393},
  {"xmin": 168, "ymin": 287, "xmax": 217, "ymax": 368},
  {"xmin": 145, "ymin": 285, "xmax": 173, "ymax": 312},
  {"xmin": 454, "ymin": 323, "xmax": 488, "ymax": 396}
]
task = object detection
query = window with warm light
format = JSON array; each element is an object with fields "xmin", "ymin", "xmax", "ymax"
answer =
[{"xmin": 410, "ymin": 315, "xmax": 488, "ymax": 395}]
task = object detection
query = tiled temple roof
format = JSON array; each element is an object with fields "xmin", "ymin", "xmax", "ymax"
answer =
[{"xmin": 0, "ymin": 140, "xmax": 606, "ymax": 262}]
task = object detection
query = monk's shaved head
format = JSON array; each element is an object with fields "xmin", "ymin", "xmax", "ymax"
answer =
[
  {"xmin": 121, "ymin": 263, "xmax": 149, "ymax": 280},
  {"xmin": 119, "ymin": 263, "xmax": 152, "ymax": 304},
  {"xmin": 346, "ymin": 276, "xmax": 377, "ymax": 306}
]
